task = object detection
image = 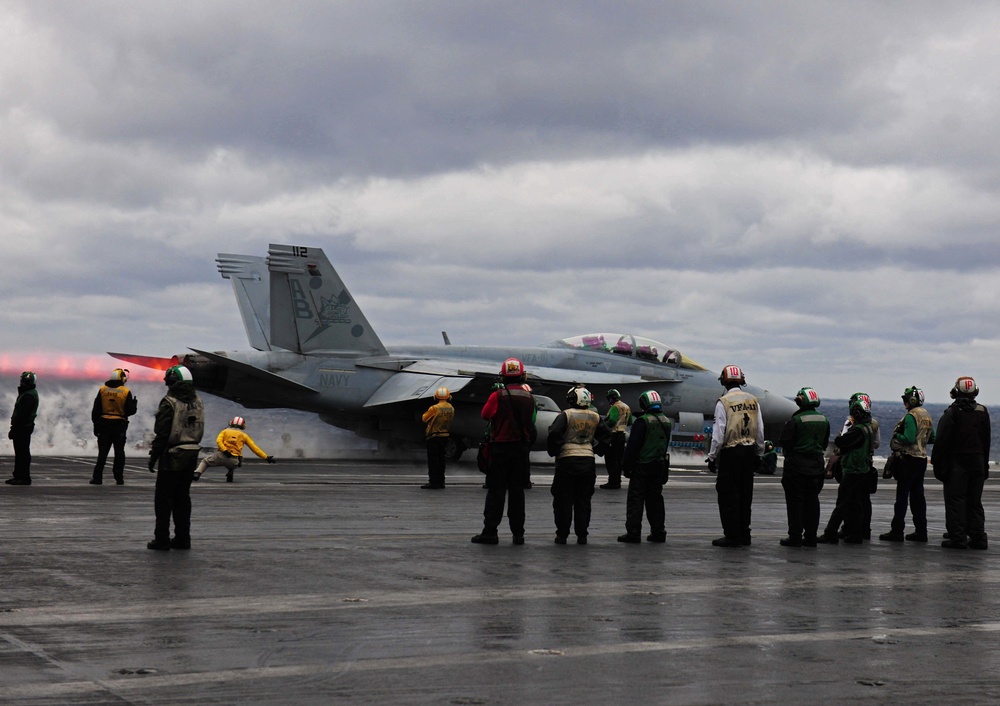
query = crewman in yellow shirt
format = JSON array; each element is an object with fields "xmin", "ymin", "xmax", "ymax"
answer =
[{"xmin": 194, "ymin": 416, "xmax": 275, "ymax": 482}]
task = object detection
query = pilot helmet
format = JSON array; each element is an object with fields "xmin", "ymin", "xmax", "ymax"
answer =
[
  {"xmin": 567, "ymin": 386, "xmax": 592, "ymax": 409},
  {"xmin": 164, "ymin": 365, "xmax": 193, "ymax": 386},
  {"xmin": 229, "ymin": 416, "xmax": 246, "ymax": 429},
  {"xmin": 719, "ymin": 365, "xmax": 746, "ymax": 387},
  {"xmin": 434, "ymin": 386, "xmax": 451, "ymax": 401},
  {"xmin": 795, "ymin": 387, "xmax": 820, "ymax": 409},
  {"xmin": 638, "ymin": 390, "xmax": 662, "ymax": 412},
  {"xmin": 111, "ymin": 368, "xmax": 129, "ymax": 383},
  {"xmin": 951, "ymin": 376, "xmax": 979, "ymax": 399},
  {"xmin": 901, "ymin": 386, "xmax": 924, "ymax": 408}
]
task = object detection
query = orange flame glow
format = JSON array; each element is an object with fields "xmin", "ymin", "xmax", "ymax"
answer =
[{"xmin": 0, "ymin": 352, "xmax": 169, "ymax": 382}]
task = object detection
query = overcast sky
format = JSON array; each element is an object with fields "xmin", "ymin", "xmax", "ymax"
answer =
[{"xmin": 2, "ymin": 1, "xmax": 999, "ymax": 404}]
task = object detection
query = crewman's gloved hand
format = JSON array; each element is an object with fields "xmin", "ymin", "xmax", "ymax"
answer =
[
  {"xmin": 706, "ymin": 457, "xmax": 717, "ymax": 474},
  {"xmin": 147, "ymin": 456, "xmax": 157, "ymax": 473},
  {"xmin": 266, "ymin": 456, "xmax": 276, "ymax": 464},
  {"xmin": 7, "ymin": 429, "xmax": 13, "ymax": 440},
  {"xmin": 93, "ymin": 426, "xmax": 100, "ymax": 437}
]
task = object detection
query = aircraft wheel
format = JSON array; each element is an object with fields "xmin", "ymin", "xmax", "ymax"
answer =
[{"xmin": 444, "ymin": 438, "xmax": 467, "ymax": 462}]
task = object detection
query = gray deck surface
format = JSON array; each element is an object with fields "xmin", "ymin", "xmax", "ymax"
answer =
[{"xmin": 1, "ymin": 455, "xmax": 998, "ymax": 705}]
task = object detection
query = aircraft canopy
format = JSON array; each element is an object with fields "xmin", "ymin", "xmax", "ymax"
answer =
[{"xmin": 554, "ymin": 333, "xmax": 708, "ymax": 371}]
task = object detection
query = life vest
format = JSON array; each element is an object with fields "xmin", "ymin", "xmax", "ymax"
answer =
[
  {"xmin": 423, "ymin": 401, "xmax": 455, "ymax": 438},
  {"xmin": 165, "ymin": 394, "xmax": 205, "ymax": 449},
  {"xmin": 610, "ymin": 400, "xmax": 631, "ymax": 433},
  {"xmin": 897, "ymin": 406, "xmax": 934, "ymax": 458},
  {"xmin": 637, "ymin": 412, "xmax": 672, "ymax": 464},
  {"xmin": 558, "ymin": 408, "xmax": 601, "ymax": 459},
  {"xmin": 99, "ymin": 384, "xmax": 132, "ymax": 420},
  {"xmin": 720, "ymin": 389, "xmax": 760, "ymax": 448}
]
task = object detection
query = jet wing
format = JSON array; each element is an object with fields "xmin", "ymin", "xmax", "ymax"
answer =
[
  {"xmin": 363, "ymin": 373, "xmax": 475, "ymax": 408},
  {"xmin": 387, "ymin": 358, "xmax": 676, "ymax": 385},
  {"xmin": 189, "ymin": 348, "xmax": 320, "ymax": 394}
]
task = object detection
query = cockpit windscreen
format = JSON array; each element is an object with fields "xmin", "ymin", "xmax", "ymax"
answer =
[{"xmin": 555, "ymin": 333, "xmax": 707, "ymax": 371}]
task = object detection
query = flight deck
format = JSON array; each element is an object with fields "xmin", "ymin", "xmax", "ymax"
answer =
[{"xmin": 2, "ymin": 456, "xmax": 999, "ymax": 704}]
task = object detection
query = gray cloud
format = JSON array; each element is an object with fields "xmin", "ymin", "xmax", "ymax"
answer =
[{"xmin": 2, "ymin": 1, "xmax": 1000, "ymax": 404}]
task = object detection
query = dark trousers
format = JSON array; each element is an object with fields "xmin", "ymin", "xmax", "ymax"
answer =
[
  {"xmin": 943, "ymin": 454, "xmax": 987, "ymax": 546},
  {"xmin": 482, "ymin": 441, "xmax": 530, "ymax": 537},
  {"xmin": 782, "ymin": 472, "xmax": 825, "ymax": 541},
  {"xmin": 605, "ymin": 432, "xmax": 626, "ymax": 485},
  {"xmin": 840, "ymin": 473, "xmax": 870, "ymax": 541},
  {"xmin": 716, "ymin": 445, "xmax": 756, "ymax": 543},
  {"xmin": 153, "ymin": 448, "xmax": 198, "ymax": 543},
  {"xmin": 890, "ymin": 455, "xmax": 928, "ymax": 535},
  {"xmin": 551, "ymin": 469, "xmax": 596, "ymax": 538},
  {"xmin": 93, "ymin": 420, "xmax": 128, "ymax": 483},
  {"xmin": 625, "ymin": 463, "xmax": 665, "ymax": 537},
  {"xmin": 425, "ymin": 436, "xmax": 447, "ymax": 486},
  {"xmin": 11, "ymin": 428, "xmax": 33, "ymax": 480},
  {"xmin": 823, "ymin": 474, "xmax": 874, "ymax": 538}
]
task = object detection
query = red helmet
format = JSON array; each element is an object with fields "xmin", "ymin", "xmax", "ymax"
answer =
[
  {"xmin": 229, "ymin": 416, "xmax": 246, "ymax": 429},
  {"xmin": 501, "ymin": 358, "xmax": 526, "ymax": 380}
]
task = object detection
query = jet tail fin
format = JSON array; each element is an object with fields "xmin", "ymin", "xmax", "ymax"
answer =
[
  {"xmin": 267, "ymin": 244, "xmax": 388, "ymax": 356},
  {"xmin": 217, "ymin": 254, "xmax": 272, "ymax": 351}
]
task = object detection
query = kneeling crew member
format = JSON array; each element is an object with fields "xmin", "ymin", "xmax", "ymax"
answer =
[{"xmin": 194, "ymin": 416, "xmax": 274, "ymax": 482}]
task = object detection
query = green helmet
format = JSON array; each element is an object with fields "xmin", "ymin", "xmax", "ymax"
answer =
[
  {"xmin": 849, "ymin": 392, "xmax": 871, "ymax": 408},
  {"xmin": 19, "ymin": 371, "xmax": 36, "ymax": 387},
  {"xmin": 164, "ymin": 365, "xmax": 193, "ymax": 386},
  {"xmin": 902, "ymin": 386, "xmax": 924, "ymax": 407},
  {"xmin": 849, "ymin": 396, "xmax": 871, "ymax": 420},
  {"xmin": 795, "ymin": 387, "xmax": 820, "ymax": 409},
  {"xmin": 638, "ymin": 390, "xmax": 662, "ymax": 412},
  {"xmin": 606, "ymin": 388, "xmax": 621, "ymax": 402}
]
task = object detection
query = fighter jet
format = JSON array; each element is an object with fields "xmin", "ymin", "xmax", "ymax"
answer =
[{"xmin": 112, "ymin": 244, "xmax": 797, "ymax": 459}]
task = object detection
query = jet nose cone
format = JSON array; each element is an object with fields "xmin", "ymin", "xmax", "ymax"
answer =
[{"xmin": 759, "ymin": 390, "xmax": 798, "ymax": 422}]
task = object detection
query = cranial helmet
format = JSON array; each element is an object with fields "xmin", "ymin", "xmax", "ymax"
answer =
[
  {"xmin": 500, "ymin": 357, "xmax": 525, "ymax": 380},
  {"xmin": 719, "ymin": 365, "xmax": 746, "ymax": 387},
  {"xmin": 567, "ymin": 386, "xmax": 593, "ymax": 409},
  {"xmin": 764, "ymin": 440, "xmax": 775, "ymax": 452},
  {"xmin": 902, "ymin": 386, "xmax": 925, "ymax": 407},
  {"xmin": 850, "ymin": 395, "xmax": 871, "ymax": 419},
  {"xmin": 951, "ymin": 376, "xmax": 979, "ymax": 399},
  {"xmin": 639, "ymin": 390, "xmax": 662, "ymax": 412},
  {"xmin": 229, "ymin": 416, "xmax": 246, "ymax": 429},
  {"xmin": 606, "ymin": 388, "xmax": 621, "ymax": 402},
  {"xmin": 434, "ymin": 386, "xmax": 451, "ymax": 401},
  {"xmin": 111, "ymin": 368, "xmax": 129, "ymax": 383},
  {"xmin": 795, "ymin": 387, "xmax": 820, "ymax": 409},
  {"xmin": 19, "ymin": 371, "xmax": 36, "ymax": 387},
  {"xmin": 849, "ymin": 392, "xmax": 872, "ymax": 409},
  {"xmin": 164, "ymin": 365, "xmax": 193, "ymax": 386}
]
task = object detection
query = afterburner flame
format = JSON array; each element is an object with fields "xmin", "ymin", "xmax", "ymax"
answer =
[{"xmin": 0, "ymin": 352, "xmax": 167, "ymax": 382}]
